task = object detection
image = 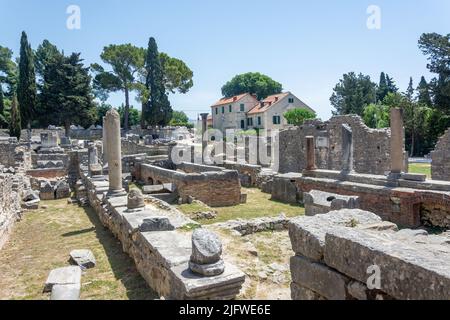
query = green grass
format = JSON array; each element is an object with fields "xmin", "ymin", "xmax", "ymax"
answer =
[
  {"xmin": 0, "ymin": 199, "xmax": 157, "ymax": 300},
  {"xmin": 177, "ymin": 187, "xmax": 304, "ymax": 224},
  {"xmin": 408, "ymin": 163, "xmax": 431, "ymax": 179}
]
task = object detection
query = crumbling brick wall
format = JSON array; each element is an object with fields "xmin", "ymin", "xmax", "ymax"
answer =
[
  {"xmin": 279, "ymin": 115, "xmax": 392, "ymax": 175},
  {"xmin": 138, "ymin": 164, "xmax": 242, "ymax": 207},
  {"xmin": 431, "ymin": 128, "xmax": 450, "ymax": 181}
]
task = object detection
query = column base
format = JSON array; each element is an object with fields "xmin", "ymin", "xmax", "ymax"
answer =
[{"xmin": 105, "ymin": 188, "xmax": 127, "ymax": 199}]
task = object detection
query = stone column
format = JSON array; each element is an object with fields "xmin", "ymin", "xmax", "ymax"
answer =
[
  {"xmin": 105, "ymin": 109, "xmax": 124, "ymax": 194},
  {"xmin": 102, "ymin": 117, "xmax": 108, "ymax": 165},
  {"xmin": 200, "ymin": 113, "xmax": 209, "ymax": 164},
  {"xmin": 305, "ymin": 136, "xmax": 317, "ymax": 171},
  {"xmin": 389, "ymin": 108, "xmax": 404, "ymax": 178},
  {"xmin": 341, "ymin": 124, "xmax": 353, "ymax": 174}
]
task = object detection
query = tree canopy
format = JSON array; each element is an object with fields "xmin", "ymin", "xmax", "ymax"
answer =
[
  {"xmin": 39, "ymin": 52, "xmax": 96, "ymax": 134},
  {"xmin": 221, "ymin": 72, "xmax": 282, "ymax": 100},
  {"xmin": 330, "ymin": 72, "xmax": 377, "ymax": 115},
  {"xmin": 284, "ymin": 108, "xmax": 316, "ymax": 126}
]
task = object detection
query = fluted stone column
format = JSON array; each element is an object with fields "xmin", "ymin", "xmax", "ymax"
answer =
[
  {"xmin": 105, "ymin": 109, "xmax": 124, "ymax": 194},
  {"xmin": 305, "ymin": 136, "xmax": 317, "ymax": 171},
  {"xmin": 200, "ymin": 113, "xmax": 209, "ymax": 164},
  {"xmin": 389, "ymin": 108, "xmax": 404, "ymax": 179}
]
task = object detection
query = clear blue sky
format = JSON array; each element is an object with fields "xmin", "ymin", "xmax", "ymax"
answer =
[{"xmin": 1, "ymin": 0, "xmax": 449, "ymax": 120}]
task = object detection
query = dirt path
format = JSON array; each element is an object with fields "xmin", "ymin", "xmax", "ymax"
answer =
[{"xmin": 0, "ymin": 199, "xmax": 157, "ymax": 300}]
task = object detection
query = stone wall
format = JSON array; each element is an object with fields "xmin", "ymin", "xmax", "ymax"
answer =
[
  {"xmin": 121, "ymin": 139, "xmax": 168, "ymax": 156},
  {"xmin": 0, "ymin": 139, "xmax": 31, "ymax": 169},
  {"xmin": 279, "ymin": 115, "xmax": 392, "ymax": 175},
  {"xmin": 289, "ymin": 209, "xmax": 450, "ymax": 300},
  {"xmin": 0, "ymin": 171, "xmax": 24, "ymax": 249},
  {"xmin": 292, "ymin": 170, "xmax": 450, "ymax": 229},
  {"xmin": 80, "ymin": 172, "xmax": 245, "ymax": 299},
  {"xmin": 431, "ymin": 128, "xmax": 450, "ymax": 181},
  {"xmin": 136, "ymin": 164, "xmax": 243, "ymax": 207}
]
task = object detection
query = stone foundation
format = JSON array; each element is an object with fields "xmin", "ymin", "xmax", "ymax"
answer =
[
  {"xmin": 80, "ymin": 171, "xmax": 245, "ymax": 299},
  {"xmin": 289, "ymin": 209, "xmax": 450, "ymax": 300}
]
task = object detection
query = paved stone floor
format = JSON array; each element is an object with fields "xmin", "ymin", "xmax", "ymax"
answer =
[{"xmin": 0, "ymin": 199, "xmax": 157, "ymax": 300}]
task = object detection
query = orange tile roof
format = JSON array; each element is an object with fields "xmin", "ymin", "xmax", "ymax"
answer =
[
  {"xmin": 247, "ymin": 92, "xmax": 290, "ymax": 115},
  {"xmin": 211, "ymin": 93, "xmax": 249, "ymax": 107}
]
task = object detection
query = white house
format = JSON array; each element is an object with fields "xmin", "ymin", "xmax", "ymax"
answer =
[
  {"xmin": 210, "ymin": 93, "xmax": 259, "ymax": 132},
  {"xmin": 210, "ymin": 91, "xmax": 314, "ymax": 132}
]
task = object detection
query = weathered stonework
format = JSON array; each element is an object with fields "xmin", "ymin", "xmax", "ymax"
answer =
[
  {"xmin": 431, "ymin": 128, "xmax": 450, "ymax": 181},
  {"xmin": 289, "ymin": 209, "xmax": 450, "ymax": 300},
  {"xmin": 279, "ymin": 115, "xmax": 396, "ymax": 175}
]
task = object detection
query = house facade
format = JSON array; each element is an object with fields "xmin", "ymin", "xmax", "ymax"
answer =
[
  {"xmin": 210, "ymin": 93, "xmax": 259, "ymax": 132},
  {"xmin": 210, "ymin": 91, "xmax": 314, "ymax": 132}
]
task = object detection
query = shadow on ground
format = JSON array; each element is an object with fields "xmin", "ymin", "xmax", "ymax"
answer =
[{"xmin": 79, "ymin": 204, "xmax": 159, "ymax": 300}]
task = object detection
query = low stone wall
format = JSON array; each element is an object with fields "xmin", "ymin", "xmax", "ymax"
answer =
[
  {"xmin": 289, "ymin": 209, "xmax": 450, "ymax": 300},
  {"xmin": 431, "ymin": 128, "xmax": 450, "ymax": 181},
  {"xmin": 80, "ymin": 173, "xmax": 245, "ymax": 299},
  {"xmin": 31, "ymin": 153, "xmax": 69, "ymax": 169},
  {"xmin": 0, "ymin": 171, "xmax": 24, "ymax": 249},
  {"xmin": 26, "ymin": 168, "xmax": 67, "ymax": 179},
  {"xmin": 214, "ymin": 215, "xmax": 290, "ymax": 236},
  {"xmin": 177, "ymin": 162, "xmax": 223, "ymax": 174},
  {"xmin": 275, "ymin": 169, "xmax": 450, "ymax": 229},
  {"xmin": 223, "ymin": 162, "xmax": 262, "ymax": 187},
  {"xmin": 136, "ymin": 164, "xmax": 243, "ymax": 207},
  {"xmin": 121, "ymin": 139, "xmax": 168, "ymax": 156}
]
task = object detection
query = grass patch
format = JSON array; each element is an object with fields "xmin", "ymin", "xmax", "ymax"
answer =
[
  {"xmin": 0, "ymin": 199, "xmax": 157, "ymax": 300},
  {"xmin": 177, "ymin": 187, "xmax": 304, "ymax": 224},
  {"xmin": 409, "ymin": 163, "xmax": 431, "ymax": 179}
]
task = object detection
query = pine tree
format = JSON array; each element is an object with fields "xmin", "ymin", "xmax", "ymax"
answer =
[
  {"xmin": 9, "ymin": 95, "xmax": 21, "ymax": 139},
  {"xmin": 417, "ymin": 76, "xmax": 432, "ymax": 106},
  {"xmin": 17, "ymin": 31, "xmax": 37, "ymax": 128},
  {"xmin": 40, "ymin": 52, "xmax": 96, "ymax": 135},
  {"xmin": 143, "ymin": 37, "xmax": 172, "ymax": 127}
]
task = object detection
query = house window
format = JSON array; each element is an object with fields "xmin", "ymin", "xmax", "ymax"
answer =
[
  {"xmin": 222, "ymin": 106, "xmax": 225, "ymax": 113},
  {"xmin": 240, "ymin": 120, "xmax": 245, "ymax": 129},
  {"xmin": 288, "ymin": 98, "xmax": 294, "ymax": 103},
  {"xmin": 258, "ymin": 116, "xmax": 261, "ymax": 125},
  {"xmin": 229, "ymin": 105, "xmax": 232, "ymax": 112},
  {"xmin": 215, "ymin": 108, "xmax": 218, "ymax": 115},
  {"xmin": 273, "ymin": 115, "xmax": 281, "ymax": 125},
  {"xmin": 240, "ymin": 104, "xmax": 245, "ymax": 112},
  {"xmin": 247, "ymin": 118, "xmax": 253, "ymax": 126}
]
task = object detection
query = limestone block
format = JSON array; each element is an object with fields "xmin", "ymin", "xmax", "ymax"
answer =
[
  {"xmin": 69, "ymin": 249, "xmax": 96, "ymax": 269},
  {"xmin": 44, "ymin": 266, "xmax": 82, "ymax": 292},
  {"xmin": 324, "ymin": 227, "xmax": 450, "ymax": 300},
  {"xmin": 291, "ymin": 282, "xmax": 326, "ymax": 300},
  {"xmin": 290, "ymin": 255, "xmax": 350, "ymax": 300},
  {"xmin": 50, "ymin": 283, "xmax": 80, "ymax": 300},
  {"xmin": 289, "ymin": 209, "xmax": 382, "ymax": 261}
]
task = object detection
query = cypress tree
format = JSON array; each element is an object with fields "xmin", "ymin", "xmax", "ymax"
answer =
[
  {"xmin": 417, "ymin": 76, "xmax": 432, "ymax": 106},
  {"xmin": 0, "ymin": 87, "xmax": 5, "ymax": 128},
  {"xmin": 377, "ymin": 72, "xmax": 388, "ymax": 102},
  {"xmin": 144, "ymin": 37, "xmax": 172, "ymax": 127},
  {"xmin": 17, "ymin": 31, "xmax": 37, "ymax": 128},
  {"xmin": 9, "ymin": 95, "xmax": 21, "ymax": 139}
]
